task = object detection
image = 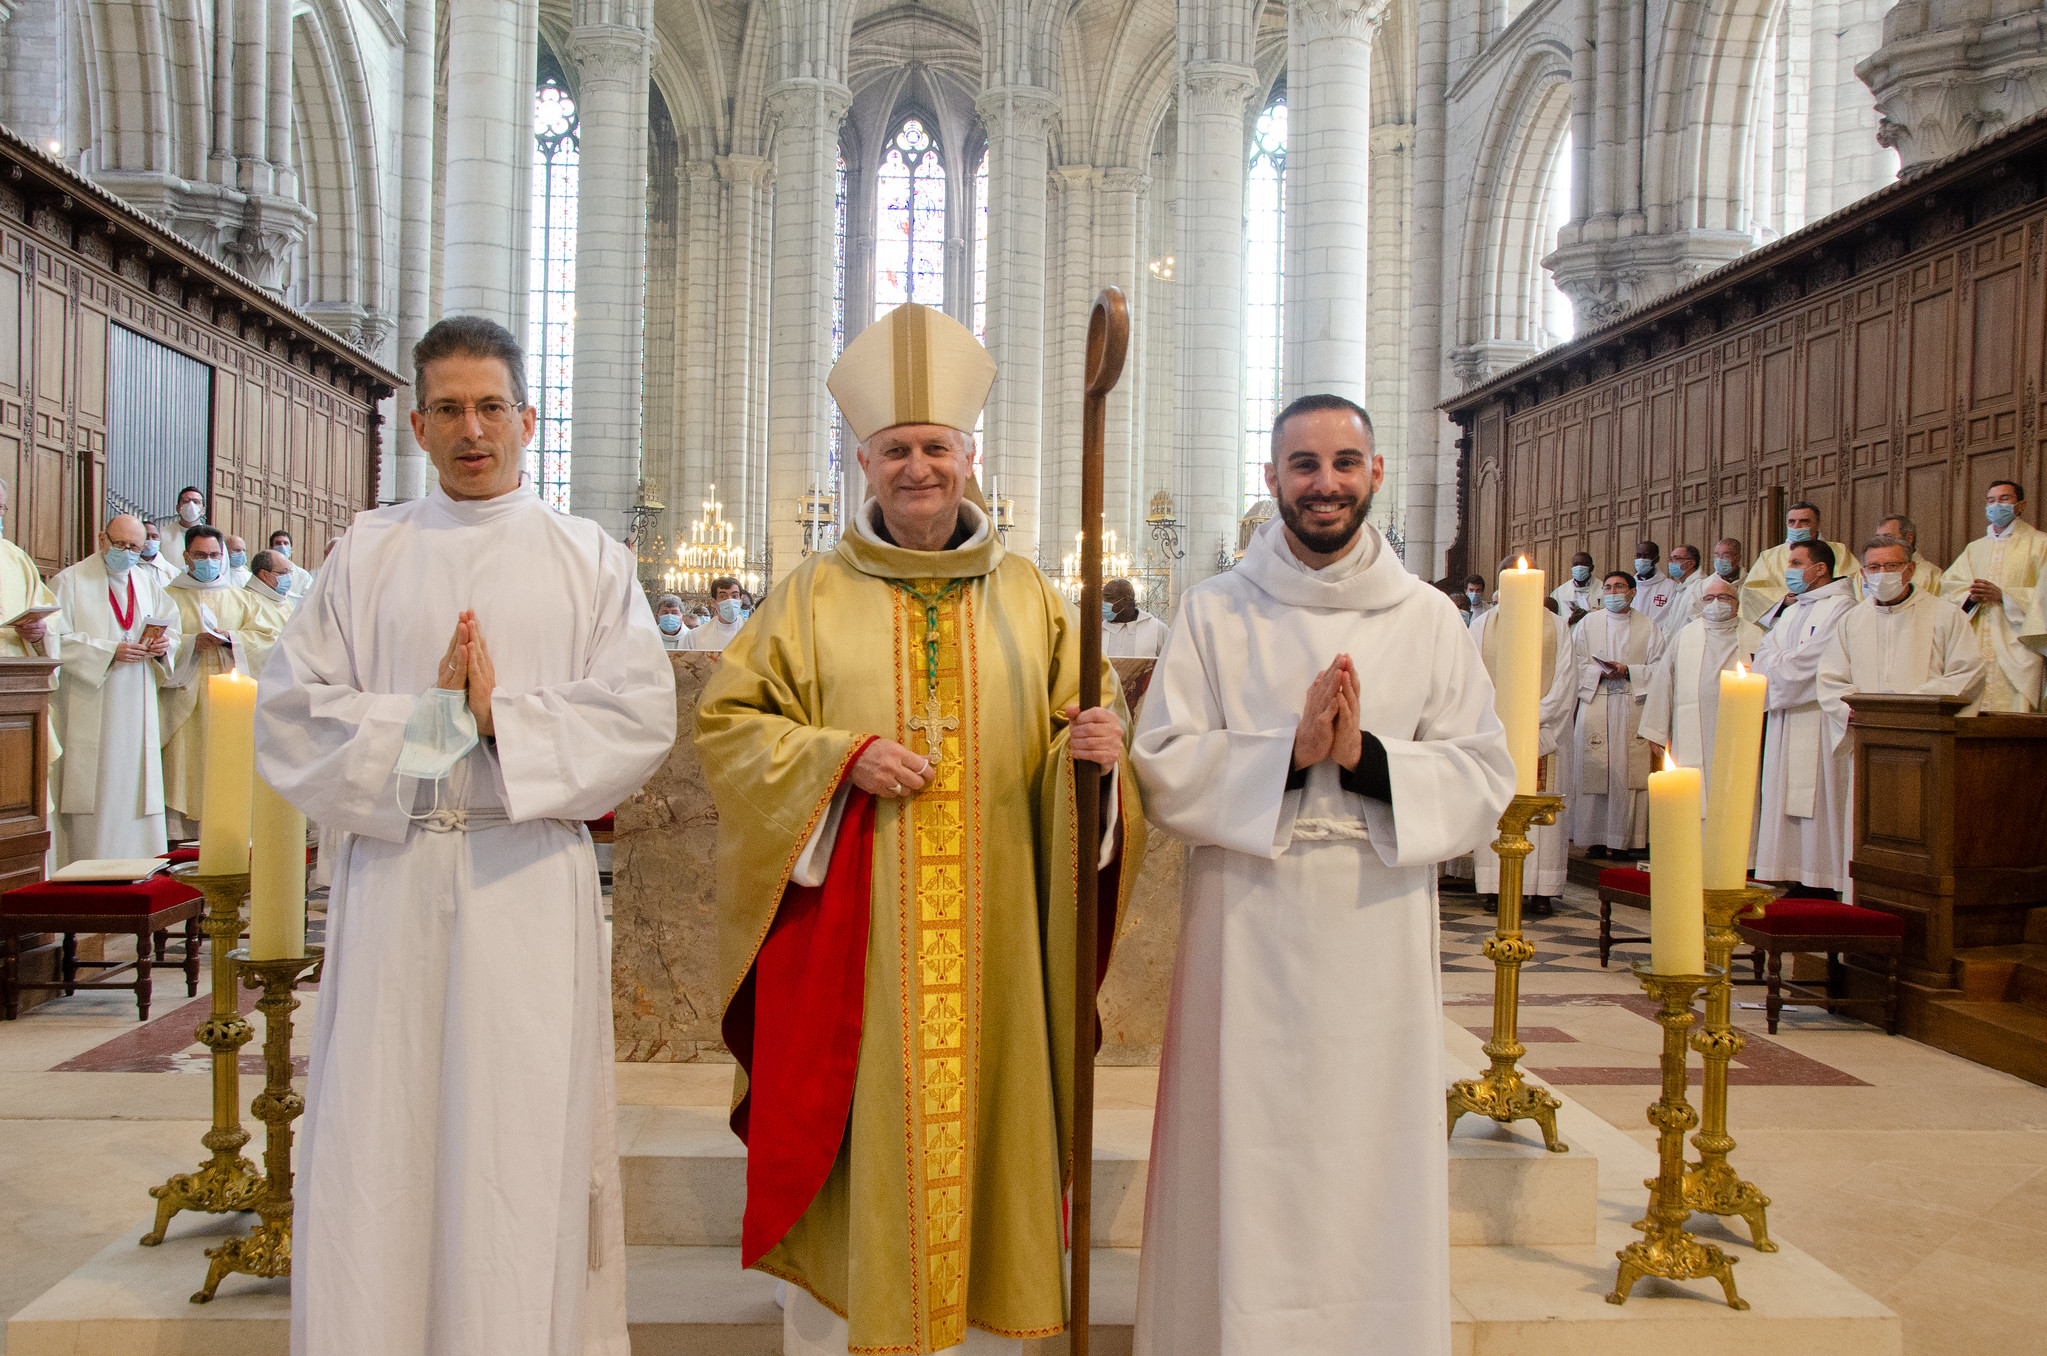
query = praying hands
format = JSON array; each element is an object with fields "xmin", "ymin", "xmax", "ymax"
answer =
[
  {"xmin": 436, "ymin": 609, "xmax": 498, "ymax": 736},
  {"xmin": 1292, "ymin": 654, "xmax": 1363, "ymax": 772}
]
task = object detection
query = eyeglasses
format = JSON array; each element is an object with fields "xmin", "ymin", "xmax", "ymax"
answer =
[{"xmin": 421, "ymin": 399, "xmax": 523, "ymax": 429}]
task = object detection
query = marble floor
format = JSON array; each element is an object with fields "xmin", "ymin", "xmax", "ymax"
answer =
[{"xmin": 3, "ymin": 885, "xmax": 2043, "ymax": 1354}]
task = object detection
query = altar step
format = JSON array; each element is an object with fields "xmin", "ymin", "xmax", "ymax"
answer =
[{"xmin": 618, "ymin": 1105, "xmax": 1600, "ymax": 1250}]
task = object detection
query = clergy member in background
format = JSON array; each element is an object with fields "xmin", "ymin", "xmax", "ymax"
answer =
[
  {"xmin": 255, "ymin": 315, "xmax": 676, "ymax": 1356},
  {"xmin": 232, "ymin": 552, "xmax": 293, "ymax": 674},
  {"xmin": 1639, "ymin": 574, "xmax": 1761, "ymax": 802},
  {"xmin": 1463, "ymin": 573, "xmax": 1490, "ymax": 626},
  {"xmin": 1742, "ymin": 501, "xmax": 1859, "ymax": 627},
  {"xmin": 1571, "ymin": 571, "xmax": 1664, "ymax": 858},
  {"xmin": 268, "ymin": 529, "xmax": 314, "ymax": 599},
  {"xmin": 158, "ymin": 526, "xmax": 284, "ymax": 840},
  {"xmin": 138, "ymin": 523, "xmax": 177, "ymax": 585},
  {"xmin": 1102, "ymin": 575, "xmax": 1170, "ymax": 658},
  {"xmin": 1751, "ymin": 540, "xmax": 1857, "ymax": 895},
  {"xmin": 0, "ymin": 479, "xmax": 57, "ymax": 661},
  {"xmin": 681, "ymin": 576, "xmax": 747, "ymax": 651},
  {"xmin": 1940, "ymin": 480, "xmax": 2047, "ymax": 713},
  {"xmin": 150, "ymin": 485, "xmax": 207, "ymax": 572},
  {"xmin": 49, "ymin": 514, "xmax": 178, "ymax": 865},
  {"xmin": 224, "ymin": 534, "xmax": 251, "ymax": 587},
  {"xmin": 1819, "ymin": 534, "xmax": 1983, "ymax": 888},
  {"xmin": 1131, "ymin": 393, "xmax": 1511, "ymax": 1356},
  {"xmin": 1469, "ymin": 554, "xmax": 1574, "ymax": 917},
  {"xmin": 654, "ymin": 593, "xmax": 690, "ymax": 651},
  {"xmin": 1877, "ymin": 514, "xmax": 1942, "ymax": 597},
  {"xmin": 1656, "ymin": 543, "xmax": 1704, "ymax": 636},
  {"xmin": 698, "ymin": 301, "xmax": 1142, "ymax": 1356},
  {"xmin": 1552, "ymin": 551, "xmax": 1597, "ymax": 625},
  {"xmin": 1632, "ymin": 541, "xmax": 1684, "ymax": 629},
  {"xmin": 245, "ymin": 549, "xmax": 298, "ymax": 618}
]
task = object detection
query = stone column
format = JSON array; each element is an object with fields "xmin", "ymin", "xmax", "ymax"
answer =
[
  {"xmin": 392, "ymin": 0, "xmax": 437, "ymax": 501},
  {"xmin": 1367, "ymin": 121, "xmax": 1410, "ymax": 528},
  {"xmin": 568, "ymin": 16, "xmax": 655, "ymax": 538},
  {"xmin": 716, "ymin": 155, "xmax": 771, "ymax": 556},
  {"xmin": 1175, "ymin": 62, "xmax": 1256, "ymax": 583},
  {"xmin": 443, "ymin": 0, "xmax": 539, "ymax": 327},
  {"xmin": 1405, "ymin": 0, "xmax": 1452, "ymax": 578},
  {"xmin": 1283, "ymin": 0, "xmax": 1388, "ymax": 406},
  {"xmin": 1858, "ymin": 0, "xmax": 2047, "ymax": 174},
  {"xmin": 1045, "ymin": 163, "xmax": 1097, "ymax": 556},
  {"xmin": 0, "ymin": 0, "xmax": 65, "ymax": 157},
  {"xmin": 1097, "ymin": 168, "xmax": 1148, "ymax": 546},
  {"xmin": 679, "ymin": 160, "xmax": 721, "ymax": 514},
  {"xmin": 764, "ymin": 78, "xmax": 851, "ymax": 580},
  {"xmin": 978, "ymin": 85, "xmax": 1059, "ymax": 560}
]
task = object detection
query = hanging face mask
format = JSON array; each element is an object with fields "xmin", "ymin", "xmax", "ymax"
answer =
[
  {"xmin": 104, "ymin": 547, "xmax": 138, "ymax": 575},
  {"xmin": 1786, "ymin": 526, "xmax": 1814, "ymax": 544},
  {"xmin": 1702, "ymin": 598, "xmax": 1736, "ymax": 623},
  {"xmin": 1667, "ymin": 562, "xmax": 1686, "ymax": 580},
  {"xmin": 1988, "ymin": 502, "xmax": 2018, "ymax": 529},
  {"xmin": 141, "ymin": 540, "xmax": 159, "ymax": 560},
  {"xmin": 1634, "ymin": 557, "xmax": 1655, "ymax": 576},
  {"xmin": 394, "ymin": 688, "xmax": 480, "ymax": 822},
  {"xmin": 1602, "ymin": 594, "xmax": 1630, "ymax": 614},
  {"xmin": 1571, "ymin": 565, "xmax": 1592, "ymax": 585},
  {"xmin": 189, "ymin": 558, "xmax": 222, "ymax": 584},
  {"xmin": 717, "ymin": 598, "xmax": 742, "ymax": 625},
  {"xmin": 177, "ymin": 502, "xmax": 202, "ymax": 525},
  {"xmin": 1867, "ymin": 571, "xmax": 1908, "ymax": 603},
  {"xmin": 1714, "ymin": 558, "xmax": 1737, "ymax": 579},
  {"xmin": 229, "ymin": 551, "xmax": 247, "ymax": 569}
]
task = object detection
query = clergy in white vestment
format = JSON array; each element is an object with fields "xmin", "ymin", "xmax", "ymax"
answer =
[
  {"xmin": 1570, "ymin": 572, "xmax": 1666, "ymax": 852},
  {"xmin": 225, "ymin": 534, "xmax": 252, "ymax": 588},
  {"xmin": 1741, "ymin": 502, "xmax": 1860, "ymax": 627},
  {"xmin": 1131, "ymin": 393, "xmax": 1515, "ymax": 1356},
  {"xmin": 1102, "ymin": 576, "xmax": 1171, "ymax": 658},
  {"xmin": 1818, "ymin": 535, "xmax": 1985, "ymax": 889},
  {"xmin": 1551, "ymin": 551, "xmax": 1598, "ymax": 626},
  {"xmin": 0, "ymin": 479, "xmax": 59, "ymax": 664},
  {"xmin": 1751, "ymin": 540, "xmax": 1858, "ymax": 892},
  {"xmin": 653, "ymin": 593, "xmax": 690, "ymax": 651},
  {"xmin": 1639, "ymin": 575, "xmax": 1762, "ymax": 804},
  {"xmin": 245, "ymin": 550, "xmax": 299, "ymax": 619},
  {"xmin": 1940, "ymin": 480, "xmax": 2047, "ymax": 713},
  {"xmin": 268, "ymin": 529, "xmax": 315, "ymax": 599},
  {"xmin": 1632, "ymin": 541, "xmax": 1687, "ymax": 631},
  {"xmin": 49, "ymin": 515, "xmax": 179, "ymax": 865},
  {"xmin": 1654, "ymin": 544, "xmax": 1705, "ymax": 637},
  {"xmin": 1877, "ymin": 514, "xmax": 1943, "ymax": 598},
  {"xmin": 1469, "ymin": 560, "xmax": 1574, "ymax": 909},
  {"xmin": 679, "ymin": 576, "xmax": 747, "ymax": 651},
  {"xmin": 254, "ymin": 316, "xmax": 676, "ymax": 1356},
  {"xmin": 148, "ymin": 485, "xmax": 208, "ymax": 572},
  {"xmin": 137, "ymin": 524, "xmax": 178, "ymax": 586}
]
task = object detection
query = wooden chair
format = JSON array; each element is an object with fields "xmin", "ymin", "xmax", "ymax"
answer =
[
  {"xmin": 1594, "ymin": 867, "xmax": 1653, "ymax": 967},
  {"xmin": 1735, "ymin": 897, "xmax": 1905, "ymax": 1035},
  {"xmin": 1, "ymin": 876, "xmax": 205, "ymax": 1021}
]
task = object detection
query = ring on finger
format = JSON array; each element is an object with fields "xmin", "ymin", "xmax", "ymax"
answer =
[{"xmin": 890, "ymin": 782, "xmax": 904, "ymax": 795}]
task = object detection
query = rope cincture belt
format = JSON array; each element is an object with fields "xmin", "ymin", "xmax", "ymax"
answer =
[{"xmin": 413, "ymin": 807, "xmax": 580, "ymax": 835}]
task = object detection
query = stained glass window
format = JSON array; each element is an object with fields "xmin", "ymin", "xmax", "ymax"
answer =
[
  {"xmin": 528, "ymin": 67, "xmax": 578, "ymax": 513},
  {"xmin": 1244, "ymin": 94, "xmax": 1286, "ymax": 502},
  {"xmin": 875, "ymin": 119, "xmax": 946, "ymax": 308},
  {"xmin": 830, "ymin": 151, "xmax": 848, "ymax": 490}
]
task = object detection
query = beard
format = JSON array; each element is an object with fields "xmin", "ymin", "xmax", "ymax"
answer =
[{"xmin": 1277, "ymin": 482, "xmax": 1374, "ymax": 556}]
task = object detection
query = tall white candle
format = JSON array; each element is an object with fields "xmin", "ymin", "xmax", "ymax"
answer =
[
  {"xmin": 1703, "ymin": 663, "xmax": 1769, "ymax": 890},
  {"xmin": 1496, "ymin": 558, "xmax": 1545, "ymax": 794},
  {"xmin": 247, "ymin": 774, "xmax": 307, "ymax": 961},
  {"xmin": 197, "ymin": 671, "xmax": 257, "ymax": 875},
  {"xmin": 1649, "ymin": 753, "xmax": 1706, "ymax": 975}
]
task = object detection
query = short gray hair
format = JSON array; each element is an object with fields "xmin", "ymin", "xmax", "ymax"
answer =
[
  {"xmin": 655, "ymin": 593, "xmax": 685, "ymax": 611},
  {"xmin": 1879, "ymin": 512, "xmax": 1917, "ymax": 544},
  {"xmin": 1863, "ymin": 532, "xmax": 1911, "ymax": 559},
  {"xmin": 413, "ymin": 315, "xmax": 528, "ymax": 407}
]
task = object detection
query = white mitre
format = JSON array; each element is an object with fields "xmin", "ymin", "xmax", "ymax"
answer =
[{"xmin": 828, "ymin": 303, "xmax": 996, "ymax": 442}]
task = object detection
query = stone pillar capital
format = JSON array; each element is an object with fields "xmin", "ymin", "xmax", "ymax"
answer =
[
  {"xmin": 570, "ymin": 22, "xmax": 652, "ymax": 86},
  {"xmin": 1053, "ymin": 163, "xmax": 1099, "ymax": 191},
  {"xmin": 1293, "ymin": 0, "xmax": 1393, "ymax": 43},
  {"xmin": 716, "ymin": 153, "xmax": 773, "ymax": 188},
  {"xmin": 1181, "ymin": 63, "xmax": 1257, "ymax": 119},
  {"xmin": 1370, "ymin": 121, "xmax": 1413, "ymax": 155},
  {"xmin": 765, "ymin": 77, "xmax": 853, "ymax": 132},
  {"xmin": 976, "ymin": 85, "xmax": 1061, "ymax": 139},
  {"xmin": 1100, "ymin": 166, "xmax": 1151, "ymax": 195}
]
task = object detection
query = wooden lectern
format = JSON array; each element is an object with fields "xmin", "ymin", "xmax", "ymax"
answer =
[
  {"xmin": 0, "ymin": 657, "xmax": 61, "ymax": 1013},
  {"xmin": 1845, "ymin": 694, "xmax": 2047, "ymax": 1014}
]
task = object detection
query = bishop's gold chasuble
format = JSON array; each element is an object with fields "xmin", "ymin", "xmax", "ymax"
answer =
[{"xmin": 698, "ymin": 515, "xmax": 1145, "ymax": 1354}]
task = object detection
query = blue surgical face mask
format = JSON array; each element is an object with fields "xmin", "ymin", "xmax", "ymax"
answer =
[
  {"xmin": 1988, "ymin": 502, "xmax": 2018, "ymax": 529},
  {"xmin": 1714, "ymin": 557, "xmax": 1737, "ymax": 579},
  {"xmin": 1786, "ymin": 526, "xmax": 1814, "ymax": 544},
  {"xmin": 1786, "ymin": 569, "xmax": 1811, "ymax": 595},
  {"xmin": 1668, "ymin": 561, "xmax": 1686, "ymax": 579},
  {"xmin": 229, "ymin": 551, "xmax": 247, "ymax": 569},
  {"xmin": 104, "ymin": 547, "xmax": 137, "ymax": 575},
  {"xmin": 275, "ymin": 543, "xmax": 291, "ymax": 560},
  {"xmin": 1634, "ymin": 557, "xmax": 1655, "ymax": 576},
  {"xmin": 658, "ymin": 614, "xmax": 683, "ymax": 634},
  {"xmin": 189, "ymin": 558, "xmax": 222, "ymax": 584},
  {"xmin": 1602, "ymin": 593, "xmax": 1629, "ymax": 614},
  {"xmin": 1571, "ymin": 565, "xmax": 1591, "ymax": 584},
  {"xmin": 140, "ymin": 540, "xmax": 159, "ymax": 559},
  {"xmin": 717, "ymin": 598, "xmax": 742, "ymax": 625},
  {"xmin": 1101, "ymin": 603, "xmax": 1116, "ymax": 622},
  {"xmin": 1466, "ymin": 590, "xmax": 1483, "ymax": 607}
]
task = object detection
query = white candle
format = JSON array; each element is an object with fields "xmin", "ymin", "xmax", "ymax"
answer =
[
  {"xmin": 1703, "ymin": 663, "xmax": 1769, "ymax": 890},
  {"xmin": 247, "ymin": 774, "xmax": 307, "ymax": 960},
  {"xmin": 197, "ymin": 671, "xmax": 257, "ymax": 875},
  {"xmin": 1495, "ymin": 558, "xmax": 1545, "ymax": 794},
  {"xmin": 1649, "ymin": 753, "xmax": 1706, "ymax": 975}
]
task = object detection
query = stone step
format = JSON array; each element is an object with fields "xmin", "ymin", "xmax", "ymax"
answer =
[{"xmin": 619, "ymin": 1104, "xmax": 1599, "ymax": 1250}]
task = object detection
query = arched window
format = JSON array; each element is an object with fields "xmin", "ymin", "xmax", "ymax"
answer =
[
  {"xmin": 875, "ymin": 119, "xmax": 946, "ymax": 308},
  {"xmin": 830, "ymin": 151, "xmax": 848, "ymax": 490},
  {"xmin": 1243, "ymin": 92, "xmax": 1287, "ymax": 502},
  {"xmin": 1539, "ymin": 129, "xmax": 1574, "ymax": 349},
  {"xmin": 528, "ymin": 63, "xmax": 578, "ymax": 512}
]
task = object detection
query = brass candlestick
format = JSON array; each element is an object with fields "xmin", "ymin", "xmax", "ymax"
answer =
[
  {"xmin": 142, "ymin": 870, "xmax": 263, "ymax": 1246},
  {"xmin": 195, "ymin": 947, "xmax": 323, "ymax": 1303},
  {"xmin": 1447, "ymin": 792, "xmax": 1568, "ymax": 1152},
  {"xmin": 1608, "ymin": 965, "xmax": 1747, "ymax": 1310},
  {"xmin": 1684, "ymin": 886, "xmax": 1777, "ymax": 1250}
]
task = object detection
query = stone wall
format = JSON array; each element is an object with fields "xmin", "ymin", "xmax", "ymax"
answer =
[{"xmin": 611, "ymin": 652, "xmax": 1182, "ymax": 1064}]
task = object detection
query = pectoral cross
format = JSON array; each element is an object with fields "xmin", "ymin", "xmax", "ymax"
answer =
[{"xmin": 907, "ymin": 696, "xmax": 959, "ymax": 766}]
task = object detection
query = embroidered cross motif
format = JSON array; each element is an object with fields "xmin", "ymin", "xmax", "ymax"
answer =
[{"xmin": 907, "ymin": 695, "xmax": 959, "ymax": 765}]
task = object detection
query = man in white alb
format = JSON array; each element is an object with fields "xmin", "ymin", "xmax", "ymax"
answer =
[
  {"xmin": 149, "ymin": 485, "xmax": 208, "ymax": 573},
  {"xmin": 1639, "ymin": 574, "xmax": 1761, "ymax": 801},
  {"xmin": 255, "ymin": 316, "xmax": 676, "ymax": 1356},
  {"xmin": 1552, "ymin": 551, "xmax": 1597, "ymax": 626},
  {"xmin": 1469, "ymin": 556, "xmax": 1574, "ymax": 915},
  {"xmin": 49, "ymin": 515, "xmax": 179, "ymax": 864},
  {"xmin": 1633, "ymin": 541, "xmax": 1685, "ymax": 630},
  {"xmin": 1742, "ymin": 502, "xmax": 1860, "ymax": 628},
  {"xmin": 1941, "ymin": 479, "xmax": 2047, "ymax": 712},
  {"xmin": 224, "ymin": 534, "xmax": 252, "ymax": 587},
  {"xmin": 1102, "ymin": 576, "xmax": 1170, "ymax": 658},
  {"xmin": 1752, "ymin": 540, "xmax": 1858, "ymax": 894},
  {"xmin": 1876, "ymin": 515, "xmax": 1943, "ymax": 598},
  {"xmin": 654, "ymin": 593, "xmax": 690, "ymax": 651},
  {"xmin": 138, "ymin": 523, "xmax": 177, "ymax": 585},
  {"xmin": 1131, "ymin": 393, "xmax": 1513, "ymax": 1356},
  {"xmin": 1655, "ymin": 544, "xmax": 1703, "ymax": 637},
  {"xmin": 681, "ymin": 576, "xmax": 748, "ymax": 651},
  {"xmin": 1571, "ymin": 571, "xmax": 1665, "ymax": 855}
]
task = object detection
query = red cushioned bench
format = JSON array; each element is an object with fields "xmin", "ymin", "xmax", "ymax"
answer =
[
  {"xmin": 0, "ymin": 876, "xmax": 204, "ymax": 1021},
  {"xmin": 1593, "ymin": 866, "xmax": 1654, "ymax": 967},
  {"xmin": 1736, "ymin": 897, "xmax": 1904, "ymax": 1035}
]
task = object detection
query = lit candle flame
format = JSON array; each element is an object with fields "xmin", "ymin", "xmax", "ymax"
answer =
[{"xmin": 1517, "ymin": 555, "xmax": 1529, "ymax": 570}]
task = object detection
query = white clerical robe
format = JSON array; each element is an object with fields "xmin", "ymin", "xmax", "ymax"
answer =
[
  {"xmin": 1129, "ymin": 518, "xmax": 1515, "ymax": 1356},
  {"xmin": 1941, "ymin": 519, "xmax": 2047, "ymax": 712},
  {"xmin": 680, "ymin": 613, "xmax": 744, "ymax": 650},
  {"xmin": 1570, "ymin": 607, "xmax": 1664, "ymax": 850},
  {"xmin": 1103, "ymin": 610, "xmax": 1171, "ymax": 659},
  {"xmin": 254, "ymin": 485, "xmax": 676, "ymax": 1356},
  {"xmin": 1638, "ymin": 611, "xmax": 1762, "ymax": 805},
  {"xmin": 49, "ymin": 557, "xmax": 180, "ymax": 864},
  {"xmin": 1551, "ymin": 577, "xmax": 1597, "ymax": 621},
  {"xmin": 1741, "ymin": 541, "xmax": 1860, "ymax": 628},
  {"xmin": 1751, "ymin": 578, "xmax": 1857, "ymax": 889},
  {"xmin": 1469, "ymin": 605, "xmax": 1574, "ymax": 897},
  {"xmin": 1635, "ymin": 571, "xmax": 1686, "ymax": 630},
  {"xmin": 1657, "ymin": 570, "xmax": 1712, "ymax": 638}
]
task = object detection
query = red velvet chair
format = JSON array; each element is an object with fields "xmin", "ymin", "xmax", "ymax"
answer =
[
  {"xmin": 1, "ymin": 876, "xmax": 204, "ymax": 1021},
  {"xmin": 1735, "ymin": 898, "xmax": 1904, "ymax": 1034},
  {"xmin": 1594, "ymin": 867, "xmax": 1653, "ymax": 967}
]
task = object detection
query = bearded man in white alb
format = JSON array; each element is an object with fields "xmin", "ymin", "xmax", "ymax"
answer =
[
  {"xmin": 1131, "ymin": 393, "xmax": 1514, "ymax": 1356},
  {"xmin": 255, "ymin": 316, "xmax": 676, "ymax": 1356},
  {"xmin": 1639, "ymin": 574, "xmax": 1762, "ymax": 802},
  {"xmin": 1469, "ymin": 555, "xmax": 1574, "ymax": 914},
  {"xmin": 1570, "ymin": 570, "xmax": 1665, "ymax": 855},
  {"xmin": 1752, "ymin": 540, "xmax": 1858, "ymax": 893}
]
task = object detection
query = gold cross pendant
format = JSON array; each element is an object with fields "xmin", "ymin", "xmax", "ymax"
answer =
[{"xmin": 907, "ymin": 696, "xmax": 960, "ymax": 766}]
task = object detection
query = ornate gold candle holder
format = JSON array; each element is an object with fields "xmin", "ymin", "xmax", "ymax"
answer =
[
  {"xmin": 194, "ymin": 947, "xmax": 323, "ymax": 1303},
  {"xmin": 1608, "ymin": 965, "xmax": 1747, "ymax": 1310},
  {"xmin": 142, "ymin": 870, "xmax": 264, "ymax": 1246},
  {"xmin": 1447, "ymin": 792, "xmax": 1568, "ymax": 1153},
  {"xmin": 1684, "ymin": 885, "xmax": 1777, "ymax": 1250}
]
